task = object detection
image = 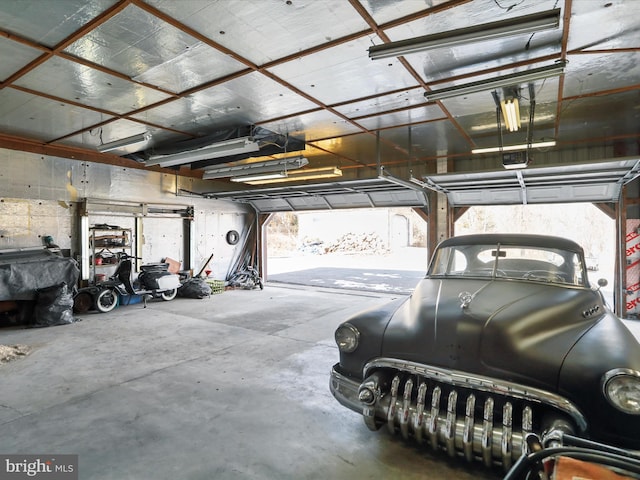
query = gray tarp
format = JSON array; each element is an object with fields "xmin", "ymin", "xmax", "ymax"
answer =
[{"xmin": 0, "ymin": 248, "xmax": 80, "ymax": 301}]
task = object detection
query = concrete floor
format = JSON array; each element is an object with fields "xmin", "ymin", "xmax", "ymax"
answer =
[{"xmin": 0, "ymin": 284, "xmax": 501, "ymax": 480}]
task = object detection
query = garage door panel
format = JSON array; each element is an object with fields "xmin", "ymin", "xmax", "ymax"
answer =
[
  {"xmin": 425, "ymin": 158, "xmax": 640, "ymax": 206},
  {"xmin": 208, "ymin": 179, "xmax": 429, "ymax": 212}
]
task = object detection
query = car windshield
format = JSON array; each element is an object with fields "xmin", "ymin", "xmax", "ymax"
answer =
[{"xmin": 429, "ymin": 242, "xmax": 587, "ymax": 287}]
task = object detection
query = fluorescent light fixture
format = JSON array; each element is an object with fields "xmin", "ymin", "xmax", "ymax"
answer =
[
  {"xmin": 235, "ymin": 167, "xmax": 342, "ymax": 185},
  {"xmin": 500, "ymin": 98, "xmax": 521, "ymax": 132},
  {"xmin": 471, "ymin": 140, "xmax": 556, "ymax": 154},
  {"xmin": 424, "ymin": 62, "xmax": 565, "ymax": 102},
  {"xmin": 230, "ymin": 172, "xmax": 287, "ymax": 182},
  {"xmin": 369, "ymin": 9, "xmax": 560, "ymax": 60},
  {"xmin": 97, "ymin": 132, "xmax": 151, "ymax": 153},
  {"xmin": 146, "ymin": 136, "xmax": 260, "ymax": 168},
  {"xmin": 202, "ymin": 156, "xmax": 308, "ymax": 180}
]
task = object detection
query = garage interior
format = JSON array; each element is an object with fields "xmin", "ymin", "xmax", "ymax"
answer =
[{"xmin": 1, "ymin": 0, "xmax": 639, "ymax": 478}]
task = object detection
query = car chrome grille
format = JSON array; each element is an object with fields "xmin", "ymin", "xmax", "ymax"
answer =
[{"xmin": 359, "ymin": 359, "xmax": 586, "ymax": 469}]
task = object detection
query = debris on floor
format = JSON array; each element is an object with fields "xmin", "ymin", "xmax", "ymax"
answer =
[
  {"xmin": 178, "ymin": 277, "xmax": 212, "ymax": 298},
  {"xmin": 0, "ymin": 344, "xmax": 31, "ymax": 365}
]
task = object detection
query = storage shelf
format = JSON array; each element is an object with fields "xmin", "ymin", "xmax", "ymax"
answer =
[{"xmin": 89, "ymin": 227, "xmax": 132, "ymax": 283}]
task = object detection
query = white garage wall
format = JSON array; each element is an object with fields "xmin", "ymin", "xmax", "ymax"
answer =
[{"xmin": 0, "ymin": 148, "xmax": 252, "ymax": 281}]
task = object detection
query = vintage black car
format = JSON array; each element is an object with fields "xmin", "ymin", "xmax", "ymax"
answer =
[{"xmin": 330, "ymin": 234, "xmax": 640, "ymax": 470}]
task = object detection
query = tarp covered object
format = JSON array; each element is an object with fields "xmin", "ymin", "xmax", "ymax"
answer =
[
  {"xmin": 0, "ymin": 248, "xmax": 80, "ymax": 301},
  {"xmin": 178, "ymin": 277, "xmax": 211, "ymax": 299},
  {"xmin": 33, "ymin": 282, "xmax": 77, "ymax": 327}
]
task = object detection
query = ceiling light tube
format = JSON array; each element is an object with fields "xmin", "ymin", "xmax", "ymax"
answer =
[
  {"xmin": 424, "ymin": 62, "xmax": 565, "ymax": 102},
  {"xmin": 369, "ymin": 9, "xmax": 560, "ymax": 60},
  {"xmin": 239, "ymin": 167, "xmax": 343, "ymax": 185},
  {"xmin": 202, "ymin": 156, "xmax": 308, "ymax": 180},
  {"xmin": 230, "ymin": 172, "xmax": 287, "ymax": 182},
  {"xmin": 97, "ymin": 132, "xmax": 151, "ymax": 153},
  {"xmin": 146, "ymin": 136, "xmax": 260, "ymax": 167},
  {"xmin": 500, "ymin": 98, "xmax": 521, "ymax": 132},
  {"xmin": 471, "ymin": 140, "xmax": 556, "ymax": 154}
]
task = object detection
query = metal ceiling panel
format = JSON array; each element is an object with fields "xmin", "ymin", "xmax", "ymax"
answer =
[
  {"xmin": 355, "ymin": 104, "xmax": 445, "ymax": 132},
  {"xmin": 0, "ymin": 0, "xmax": 117, "ymax": 47},
  {"xmin": 13, "ymin": 56, "xmax": 172, "ymax": 115},
  {"xmin": 0, "ymin": 37, "xmax": 42, "ymax": 82},
  {"xmin": 382, "ymin": 118, "xmax": 472, "ymax": 158},
  {"xmin": 424, "ymin": 159, "xmax": 640, "ymax": 206},
  {"xmin": 266, "ymin": 36, "xmax": 420, "ymax": 105},
  {"xmin": 133, "ymin": 71, "xmax": 319, "ymax": 135},
  {"xmin": 556, "ymin": 91, "xmax": 640, "ymax": 142},
  {"xmin": 147, "ymin": 0, "xmax": 370, "ymax": 66},
  {"xmin": 132, "ymin": 43, "xmax": 248, "ymax": 93},
  {"xmin": 63, "ymin": 5, "xmax": 248, "ymax": 93},
  {"xmin": 0, "ymin": 89, "xmax": 111, "ymax": 142},
  {"xmin": 332, "ymin": 87, "xmax": 425, "ymax": 118},
  {"xmin": 359, "ymin": 0, "xmax": 452, "ymax": 25},
  {"xmin": 261, "ymin": 109, "xmax": 364, "ymax": 142},
  {"xmin": 562, "ymin": 53, "xmax": 640, "ymax": 98},
  {"xmin": 568, "ymin": 1, "xmax": 639, "ymax": 51}
]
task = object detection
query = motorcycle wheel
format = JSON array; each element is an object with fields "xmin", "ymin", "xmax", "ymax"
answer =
[
  {"xmin": 96, "ymin": 288, "xmax": 119, "ymax": 313},
  {"xmin": 161, "ymin": 289, "xmax": 177, "ymax": 301}
]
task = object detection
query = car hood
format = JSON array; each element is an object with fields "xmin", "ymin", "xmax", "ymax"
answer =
[{"xmin": 381, "ymin": 277, "xmax": 604, "ymax": 390}]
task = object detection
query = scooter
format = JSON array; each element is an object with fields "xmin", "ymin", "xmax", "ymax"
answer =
[{"xmin": 74, "ymin": 253, "xmax": 181, "ymax": 313}]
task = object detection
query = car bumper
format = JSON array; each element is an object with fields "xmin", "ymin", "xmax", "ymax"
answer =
[{"xmin": 330, "ymin": 363, "xmax": 362, "ymax": 414}]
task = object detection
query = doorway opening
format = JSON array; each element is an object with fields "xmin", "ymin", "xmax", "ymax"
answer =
[
  {"xmin": 265, "ymin": 208, "xmax": 427, "ymax": 293},
  {"xmin": 455, "ymin": 203, "xmax": 616, "ymax": 305}
]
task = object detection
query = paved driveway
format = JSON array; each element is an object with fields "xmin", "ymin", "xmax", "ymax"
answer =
[{"xmin": 267, "ymin": 247, "xmax": 428, "ymax": 294}]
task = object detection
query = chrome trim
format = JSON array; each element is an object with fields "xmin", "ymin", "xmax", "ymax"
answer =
[
  {"xmin": 481, "ymin": 397, "xmax": 494, "ymax": 467},
  {"xmin": 400, "ymin": 378, "xmax": 413, "ymax": 440},
  {"xmin": 462, "ymin": 394, "xmax": 476, "ymax": 462},
  {"xmin": 363, "ymin": 403, "xmax": 377, "ymax": 431},
  {"xmin": 501, "ymin": 402, "xmax": 513, "ymax": 469},
  {"xmin": 364, "ymin": 358, "xmax": 587, "ymax": 431},
  {"xmin": 387, "ymin": 375, "xmax": 400, "ymax": 434},
  {"xmin": 428, "ymin": 386, "xmax": 441, "ymax": 450},
  {"xmin": 329, "ymin": 366, "xmax": 361, "ymax": 413},
  {"xmin": 445, "ymin": 390, "xmax": 458, "ymax": 457},
  {"xmin": 601, "ymin": 367, "xmax": 640, "ymax": 385},
  {"xmin": 413, "ymin": 382, "xmax": 427, "ymax": 444},
  {"xmin": 522, "ymin": 405, "xmax": 533, "ymax": 454}
]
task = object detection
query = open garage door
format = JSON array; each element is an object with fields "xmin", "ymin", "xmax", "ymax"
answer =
[
  {"xmin": 207, "ymin": 178, "xmax": 428, "ymax": 213},
  {"xmin": 423, "ymin": 159, "xmax": 640, "ymax": 206}
]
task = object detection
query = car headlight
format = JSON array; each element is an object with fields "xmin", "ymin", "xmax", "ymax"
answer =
[
  {"xmin": 335, "ymin": 323, "xmax": 360, "ymax": 353},
  {"xmin": 603, "ymin": 369, "xmax": 640, "ymax": 414}
]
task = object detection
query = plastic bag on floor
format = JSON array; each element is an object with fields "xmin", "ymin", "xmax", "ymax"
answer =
[
  {"xmin": 178, "ymin": 277, "xmax": 211, "ymax": 299},
  {"xmin": 33, "ymin": 282, "xmax": 77, "ymax": 327}
]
